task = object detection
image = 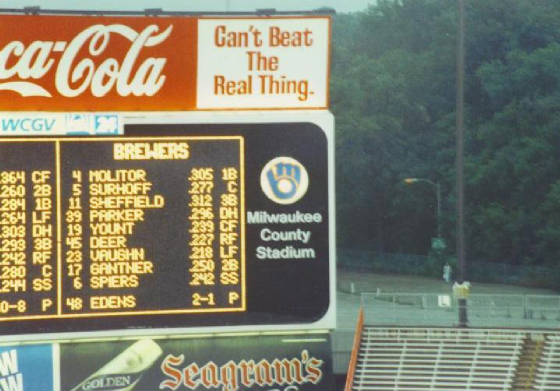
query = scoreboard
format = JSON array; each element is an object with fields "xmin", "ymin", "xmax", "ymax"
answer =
[
  {"xmin": 0, "ymin": 117, "xmax": 334, "ymax": 337},
  {"xmin": 0, "ymin": 137, "xmax": 245, "ymax": 316}
]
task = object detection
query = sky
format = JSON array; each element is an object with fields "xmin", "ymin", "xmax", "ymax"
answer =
[{"xmin": 0, "ymin": 0, "xmax": 374, "ymax": 14}]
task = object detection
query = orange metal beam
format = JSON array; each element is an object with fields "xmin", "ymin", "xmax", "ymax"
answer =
[{"xmin": 344, "ymin": 307, "xmax": 364, "ymax": 391}]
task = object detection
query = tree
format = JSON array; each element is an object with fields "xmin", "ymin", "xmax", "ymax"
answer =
[{"xmin": 332, "ymin": 0, "xmax": 560, "ymax": 272}]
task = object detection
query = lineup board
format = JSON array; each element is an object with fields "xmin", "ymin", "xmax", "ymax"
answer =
[
  {"xmin": 0, "ymin": 137, "xmax": 244, "ymax": 318},
  {"xmin": 0, "ymin": 122, "xmax": 331, "ymax": 336}
]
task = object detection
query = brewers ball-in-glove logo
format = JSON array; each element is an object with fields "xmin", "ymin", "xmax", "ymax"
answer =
[{"xmin": 260, "ymin": 157, "xmax": 309, "ymax": 205}]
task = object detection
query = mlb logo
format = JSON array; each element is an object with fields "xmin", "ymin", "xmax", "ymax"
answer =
[{"xmin": 94, "ymin": 115, "xmax": 120, "ymax": 135}]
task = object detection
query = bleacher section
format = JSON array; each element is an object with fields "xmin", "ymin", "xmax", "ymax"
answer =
[
  {"xmin": 535, "ymin": 335, "xmax": 560, "ymax": 391},
  {"xmin": 344, "ymin": 302, "xmax": 560, "ymax": 391},
  {"xmin": 349, "ymin": 327, "xmax": 524, "ymax": 391}
]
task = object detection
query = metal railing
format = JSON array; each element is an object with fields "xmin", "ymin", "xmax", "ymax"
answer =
[
  {"xmin": 361, "ymin": 292, "xmax": 560, "ymax": 329},
  {"xmin": 338, "ymin": 248, "xmax": 560, "ymax": 288}
]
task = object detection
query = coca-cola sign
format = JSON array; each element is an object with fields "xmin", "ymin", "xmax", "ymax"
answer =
[{"xmin": 0, "ymin": 16, "xmax": 197, "ymax": 111}]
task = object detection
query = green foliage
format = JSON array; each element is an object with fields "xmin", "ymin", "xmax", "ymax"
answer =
[{"xmin": 333, "ymin": 0, "xmax": 560, "ymax": 270}]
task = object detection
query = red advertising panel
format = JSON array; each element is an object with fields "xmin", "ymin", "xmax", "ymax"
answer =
[
  {"xmin": 0, "ymin": 15, "xmax": 331, "ymax": 111},
  {"xmin": 0, "ymin": 15, "xmax": 197, "ymax": 111}
]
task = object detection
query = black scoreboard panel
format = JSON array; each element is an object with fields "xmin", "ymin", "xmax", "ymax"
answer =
[{"xmin": 0, "ymin": 123, "xmax": 330, "ymax": 335}]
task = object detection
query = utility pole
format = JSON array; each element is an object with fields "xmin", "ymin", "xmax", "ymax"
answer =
[{"xmin": 456, "ymin": 0, "xmax": 468, "ymax": 327}]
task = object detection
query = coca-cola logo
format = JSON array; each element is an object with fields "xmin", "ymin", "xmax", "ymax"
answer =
[{"xmin": 0, "ymin": 24, "xmax": 172, "ymax": 98}]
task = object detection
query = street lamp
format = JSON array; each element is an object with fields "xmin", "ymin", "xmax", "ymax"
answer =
[{"xmin": 403, "ymin": 178, "xmax": 441, "ymax": 238}]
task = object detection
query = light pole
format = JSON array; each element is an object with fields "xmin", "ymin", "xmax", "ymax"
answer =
[
  {"xmin": 456, "ymin": 0, "xmax": 468, "ymax": 328},
  {"xmin": 403, "ymin": 178, "xmax": 441, "ymax": 238}
]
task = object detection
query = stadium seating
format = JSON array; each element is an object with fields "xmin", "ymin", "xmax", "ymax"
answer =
[
  {"xmin": 348, "ymin": 327, "xmax": 525, "ymax": 391},
  {"xmin": 534, "ymin": 335, "xmax": 560, "ymax": 391}
]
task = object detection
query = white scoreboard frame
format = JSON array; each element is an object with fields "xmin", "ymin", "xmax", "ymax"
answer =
[{"xmin": 3, "ymin": 110, "xmax": 336, "ymax": 342}]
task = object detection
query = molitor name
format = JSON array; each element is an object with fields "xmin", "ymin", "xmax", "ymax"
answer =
[{"xmin": 160, "ymin": 350, "xmax": 324, "ymax": 391}]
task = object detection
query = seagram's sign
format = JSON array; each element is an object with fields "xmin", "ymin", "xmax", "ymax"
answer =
[
  {"xmin": 0, "ymin": 15, "xmax": 196, "ymax": 111},
  {"xmin": 0, "ymin": 15, "xmax": 330, "ymax": 111},
  {"xmin": 159, "ymin": 350, "xmax": 324, "ymax": 391},
  {"xmin": 59, "ymin": 336, "xmax": 335, "ymax": 391}
]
